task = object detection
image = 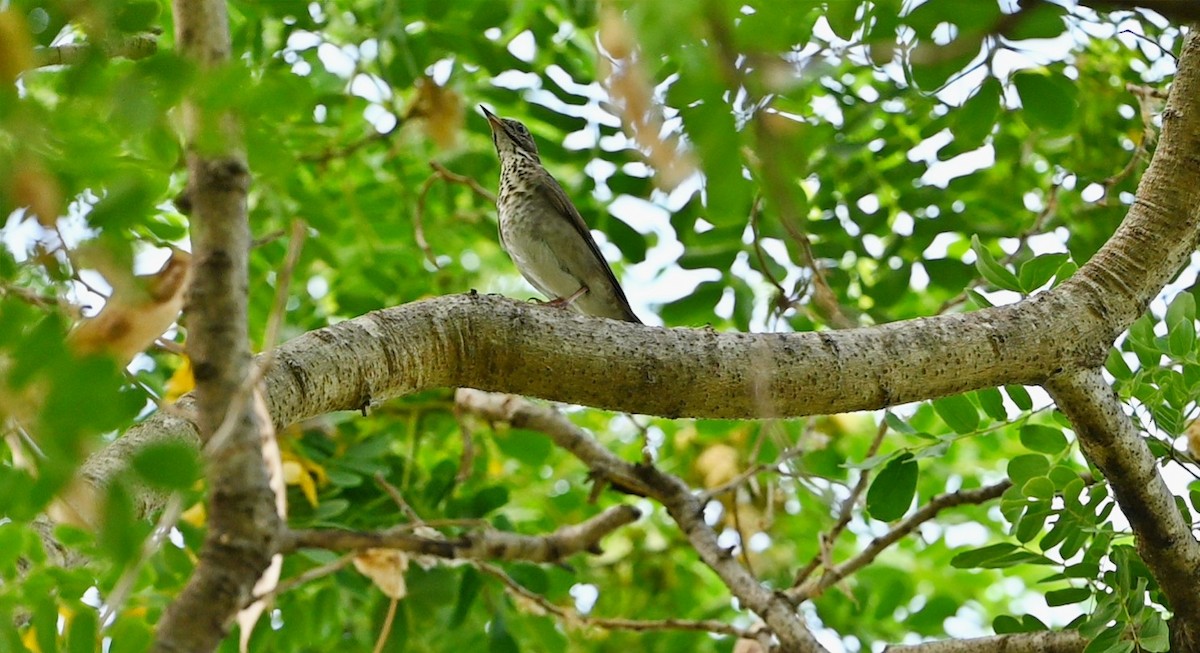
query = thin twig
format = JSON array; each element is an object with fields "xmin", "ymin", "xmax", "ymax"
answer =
[
  {"xmin": 372, "ymin": 598, "xmax": 399, "ymax": 653},
  {"xmin": 299, "ymin": 124, "xmax": 399, "ymax": 164},
  {"xmin": 936, "ymin": 184, "xmax": 1062, "ymax": 314},
  {"xmin": 475, "ymin": 562, "xmax": 756, "ymax": 639},
  {"xmin": 788, "ymin": 480, "xmax": 1013, "ymax": 602},
  {"xmin": 261, "ymin": 220, "xmax": 308, "ymax": 356},
  {"xmin": 374, "ymin": 473, "xmax": 423, "ymax": 523},
  {"xmin": 249, "ymin": 554, "xmax": 357, "ymax": 607},
  {"xmin": 748, "ymin": 195, "xmax": 797, "ymax": 322},
  {"xmin": 413, "ymin": 161, "xmax": 498, "ymax": 268},
  {"xmin": 791, "ymin": 417, "xmax": 889, "ymax": 586}
]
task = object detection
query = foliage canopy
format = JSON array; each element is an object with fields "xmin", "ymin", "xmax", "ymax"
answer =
[{"xmin": 0, "ymin": 1, "xmax": 1195, "ymax": 652}]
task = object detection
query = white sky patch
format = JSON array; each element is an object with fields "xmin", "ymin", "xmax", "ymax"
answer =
[
  {"xmin": 907, "ymin": 129, "xmax": 952, "ymax": 163},
  {"xmin": 491, "ymin": 70, "xmax": 541, "ymax": 91},
  {"xmin": 569, "ymin": 584, "xmax": 599, "ymax": 614},
  {"xmin": 507, "ymin": 30, "xmax": 537, "ymax": 63},
  {"xmin": 921, "ymin": 146, "xmax": 995, "ymax": 188},
  {"xmin": 359, "ymin": 39, "xmax": 378, "ymax": 61},
  {"xmin": 856, "ymin": 193, "xmax": 880, "ymax": 214},
  {"xmin": 363, "ymin": 104, "xmax": 396, "ymax": 133},
  {"xmin": 429, "ymin": 58, "xmax": 454, "ymax": 85},
  {"xmin": 349, "ymin": 73, "xmax": 389, "ymax": 103},
  {"xmin": 545, "ymin": 64, "xmax": 605, "ymax": 100},
  {"xmin": 563, "ymin": 128, "xmax": 594, "ymax": 151},
  {"xmin": 286, "ymin": 30, "xmax": 321, "ymax": 51},
  {"xmin": 316, "ymin": 42, "xmax": 355, "ymax": 78}
]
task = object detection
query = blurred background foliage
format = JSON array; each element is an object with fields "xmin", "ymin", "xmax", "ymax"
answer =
[{"xmin": 0, "ymin": 0, "xmax": 1195, "ymax": 651}]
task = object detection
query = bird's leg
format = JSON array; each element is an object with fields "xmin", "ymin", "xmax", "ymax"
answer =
[{"xmin": 543, "ymin": 284, "xmax": 589, "ymax": 309}]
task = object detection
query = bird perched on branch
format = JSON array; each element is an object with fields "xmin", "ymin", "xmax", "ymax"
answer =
[{"xmin": 481, "ymin": 105, "xmax": 641, "ymax": 324}]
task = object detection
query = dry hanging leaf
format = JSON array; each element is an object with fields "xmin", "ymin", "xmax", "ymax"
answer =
[
  {"xmin": 353, "ymin": 549, "xmax": 409, "ymax": 599},
  {"xmin": 0, "ymin": 10, "xmax": 34, "ymax": 83},
  {"xmin": 11, "ymin": 159, "xmax": 63, "ymax": 227},
  {"xmin": 68, "ymin": 248, "xmax": 192, "ymax": 365},
  {"xmin": 404, "ymin": 76, "xmax": 464, "ymax": 150},
  {"xmin": 599, "ymin": 5, "xmax": 696, "ymax": 191},
  {"xmin": 695, "ymin": 443, "xmax": 740, "ymax": 489},
  {"xmin": 1187, "ymin": 419, "xmax": 1200, "ymax": 460}
]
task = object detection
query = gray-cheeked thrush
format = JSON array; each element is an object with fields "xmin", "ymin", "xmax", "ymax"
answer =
[{"xmin": 482, "ymin": 105, "xmax": 641, "ymax": 324}]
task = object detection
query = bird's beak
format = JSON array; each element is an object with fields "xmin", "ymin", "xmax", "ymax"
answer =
[{"xmin": 480, "ymin": 105, "xmax": 502, "ymax": 131}]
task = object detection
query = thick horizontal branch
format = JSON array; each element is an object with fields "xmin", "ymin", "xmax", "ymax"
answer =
[
  {"xmin": 255, "ymin": 289, "xmax": 1108, "ymax": 428},
  {"xmin": 884, "ymin": 630, "xmax": 1086, "ymax": 653},
  {"xmin": 281, "ymin": 505, "xmax": 641, "ymax": 563},
  {"xmin": 1078, "ymin": 0, "xmax": 1200, "ymax": 22},
  {"xmin": 33, "ymin": 33, "xmax": 159, "ymax": 67}
]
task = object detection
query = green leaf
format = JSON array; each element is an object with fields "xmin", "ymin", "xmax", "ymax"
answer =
[
  {"xmin": 468, "ymin": 485, "xmax": 509, "ymax": 517},
  {"xmin": 967, "ymin": 289, "xmax": 995, "ymax": 308},
  {"xmin": 1019, "ymin": 253, "xmax": 1069, "ymax": 293},
  {"xmin": 950, "ymin": 543, "xmax": 1017, "ymax": 569},
  {"xmin": 980, "ymin": 550, "xmax": 1052, "ymax": 568},
  {"xmin": 1139, "ymin": 611, "xmax": 1170, "ymax": 652},
  {"xmin": 1046, "ymin": 586, "xmax": 1091, "ymax": 606},
  {"xmin": 1167, "ymin": 294, "xmax": 1196, "ymax": 357},
  {"xmin": 1013, "ymin": 70, "xmax": 1078, "ymax": 132},
  {"xmin": 1106, "ymin": 348, "xmax": 1134, "ymax": 381},
  {"xmin": 1006, "ymin": 385, "xmax": 1034, "ymax": 411},
  {"xmin": 660, "ymin": 280, "xmax": 724, "ymax": 325},
  {"xmin": 885, "ymin": 412, "xmax": 917, "ymax": 434},
  {"xmin": 131, "ymin": 440, "xmax": 201, "ymax": 490},
  {"xmin": 1008, "ymin": 454, "xmax": 1050, "ymax": 485},
  {"xmin": 971, "ymin": 235, "xmax": 1021, "ymax": 291},
  {"xmin": 953, "ymin": 78, "xmax": 1001, "ymax": 149},
  {"xmin": 66, "ymin": 604, "xmax": 99, "ymax": 653},
  {"xmin": 495, "ymin": 428, "xmax": 553, "ymax": 466},
  {"xmin": 1003, "ymin": 2, "xmax": 1066, "ymax": 40},
  {"xmin": 1084, "ymin": 625, "xmax": 1134, "ymax": 653},
  {"xmin": 451, "ymin": 567, "xmax": 484, "ymax": 627},
  {"xmin": 1015, "ymin": 503, "xmax": 1050, "ymax": 542},
  {"xmin": 992, "ymin": 615, "xmax": 1022, "ymax": 634},
  {"xmin": 932, "ymin": 394, "xmax": 979, "ymax": 434},
  {"xmin": 1166, "ymin": 291, "xmax": 1196, "ymax": 326},
  {"xmin": 108, "ymin": 615, "xmax": 154, "ymax": 653},
  {"xmin": 976, "ymin": 387, "xmax": 1007, "ymax": 421},
  {"xmin": 1020, "ymin": 425, "xmax": 1069, "ymax": 455},
  {"xmin": 1020, "ymin": 477, "xmax": 1056, "ymax": 500},
  {"xmin": 866, "ymin": 454, "xmax": 918, "ymax": 521}
]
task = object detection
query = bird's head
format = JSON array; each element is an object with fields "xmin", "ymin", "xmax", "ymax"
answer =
[{"xmin": 481, "ymin": 106, "xmax": 541, "ymax": 163}]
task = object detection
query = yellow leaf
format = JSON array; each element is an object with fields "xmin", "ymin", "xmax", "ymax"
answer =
[
  {"xmin": 21, "ymin": 626, "xmax": 40, "ymax": 653},
  {"xmin": 181, "ymin": 501, "xmax": 206, "ymax": 527},
  {"xmin": 282, "ymin": 460, "xmax": 318, "ymax": 507},
  {"xmin": 280, "ymin": 446, "xmax": 326, "ymax": 507},
  {"xmin": 165, "ymin": 356, "xmax": 194, "ymax": 402}
]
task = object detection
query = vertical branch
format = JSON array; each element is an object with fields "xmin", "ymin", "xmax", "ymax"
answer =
[
  {"xmin": 1046, "ymin": 369, "xmax": 1200, "ymax": 652},
  {"xmin": 152, "ymin": 1, "xmax": 280, "ymax": 651}
]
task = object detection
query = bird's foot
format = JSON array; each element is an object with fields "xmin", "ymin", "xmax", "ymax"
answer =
[{"xmin": 542, "ymin": 285, "xmax": 589, "ymax": 309}]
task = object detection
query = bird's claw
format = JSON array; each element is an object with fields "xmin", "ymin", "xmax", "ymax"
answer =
[{"xmin": 542, "ymin": 285, "xmax": 589, "ymax": 309}]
